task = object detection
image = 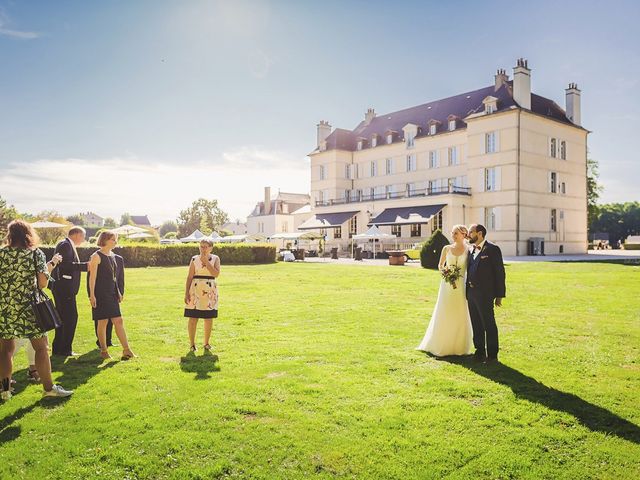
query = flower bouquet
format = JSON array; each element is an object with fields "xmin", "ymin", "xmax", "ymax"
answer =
[{"xmin": 441, "ymin": 264, "xmax": 462, "ymax": 289}]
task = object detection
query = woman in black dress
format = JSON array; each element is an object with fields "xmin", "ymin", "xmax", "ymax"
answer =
[{"xmin": 88, "ymin": 231, "xmax": 135, "ymax": 360}]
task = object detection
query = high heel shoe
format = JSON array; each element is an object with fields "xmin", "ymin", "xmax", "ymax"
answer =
[
  {"xmin": 100, "ymin": 350, "xmax": 112, "ymax": 360},
  {"xmin": 121, "ymin": 350, "xmax": 136, "ymax": 360}
]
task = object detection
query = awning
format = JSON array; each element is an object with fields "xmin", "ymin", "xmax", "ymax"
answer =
[
  {"xmin": 269, "ymin": 232, "xmax": 324, "ymax": 240},
  {"xmin": 368, "ymin": 204, "xmax": 446, "ymax": 226},
  {"xmin": 298, "ymin": 211, "xmax": 359, "ymax": 230}
]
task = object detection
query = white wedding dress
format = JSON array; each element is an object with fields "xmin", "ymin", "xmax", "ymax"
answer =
[{"xmin": 417, "ymin": 247, "xmax": 473, "ymax": 356}]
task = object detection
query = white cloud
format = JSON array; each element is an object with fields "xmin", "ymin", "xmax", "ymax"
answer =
[
  {"xmin": 0, "ymin": 149, "xmax": 310, "ymax": 223},
  {"xmin": 0, "ymin": 12, "xmax": 40, "ymax": 39}
]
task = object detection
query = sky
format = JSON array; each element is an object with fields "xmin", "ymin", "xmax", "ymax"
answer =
[{"xmin": 1, "ymin": 0, "xmax": 639, "ymax": 224}]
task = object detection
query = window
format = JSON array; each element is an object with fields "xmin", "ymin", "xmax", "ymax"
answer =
[
  {"xmin": 550, "ymin": 138, "xmax": 557, "ymax": 158},
  {"xmin": 406, "ymin": 132, "xmax": 415, "ymax": 148},
  {"xmin": 349, "ymin": 216, "xmax": 357, "ymax": 237},
  {"xmin": 385, "ymin": 158, "xmax": 393, "ymax": 175},
  {"xmin": 429, "ymin": 150, "xmax": 439, "ymax": 168},
  {"xmin": 448, "ymin": 119, "xmax": 456, "ymax": 131},
  {"xmin": 485, "ymin": 207, "xmax": 497, "ymax": 231},
  {"xmin": 371, "ymin": 136, "xmax": 377, "ymax": 148},
  {"xmin": 374, "ymin": 185, "xmax": 385, "ymax": 199},
  {"xmin": 370, "ymin": 161, "xmax": 377, "ymax": 177},
  {"xmin": 323, "ymin": 189, "xmax": 330, "ymax": 204},
  {"xmin": 282, "ymin": 222, "xmax": 288, "ymax": 233},
  {"xmin": 406, "ymin": 154, "xmax": 416, "ymax": 172},
  {"xmin": 411, "ymin": 224, "xmax": 422, "ymax": 237},
  {"xmin": 485, "ymin": 132, "xmax": 497, "ymax": 153},
  {"xmin": 432, "ymin": 210, "xmax": 443, "ymax": 232},
  {"xmin": 485, "ymin": 104, "xmax": 494, "ymax": 114},
  {"xmin": 448, "ymin": 146, "xmax": 458, "ymax": 166},
  {"xmin": 350, "ymin": 189, "xmax": 362, "ymax": 202},
  {"xmin": 334, "ymin": 226, "xmax": 342, "ymax": 239},
  {"xmin": 357, "ymin": 140, "xmax": 363, "ymax": 151},
  {"xmin": 561, "ymin": 182, "xmax": 566, "ymax": 195},
  {"xmin": 485, "ymin": 167, "xmax": 497, "ymax": 191},
  {"xmin": 345, "ymin": 164, "xmax": 351, "ymax": 179},
  {"xmin": 550, "ymin": 172, "xmax": 557, "ymax": 193},
  {"xmin": 429, "ymin": 124, "xmax": 437, "ymax": 135},
  {"xmin": 560, "ymin": 141, "xmax": 567, "ymax": 160},
  {"xmin": 407, "ymin": 183, "xmax": 417, "ymax": 196},
  {"xmin": 551, "ymin": 209, "xmax": 557, "ymax": 232},
  {"xmin": 387, "ymin": 133, "xmax": 393, "ymax": 144},
  {"xmin": 391, "ymin": 225, "xmax": 401, "ymax": 237},
  {"xmin": 319, "ymin": 228, "xmax": 327, "ymax": 238},
  {"xmin": 319, "ymin": 165, "xmax": 326, "ymax": 180}
]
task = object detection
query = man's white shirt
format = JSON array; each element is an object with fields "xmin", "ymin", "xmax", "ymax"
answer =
[{"xmin": 472, "ymin": 239, "xmax": 487, "ymax": 260}]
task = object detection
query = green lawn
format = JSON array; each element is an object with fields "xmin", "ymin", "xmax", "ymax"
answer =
[{"xmin": 1, "ymin": 262, "xmax": 639, "ymax": 479}]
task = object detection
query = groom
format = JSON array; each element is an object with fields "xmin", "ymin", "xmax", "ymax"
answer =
[{"xmin": 466, "ymin": 224, "xmax": 506, "ymax": 363}]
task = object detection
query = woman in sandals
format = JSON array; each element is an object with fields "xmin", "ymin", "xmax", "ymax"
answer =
[
  {"xmin": 88, "ymin": 231, "xmax": 135, "ymax": 360},
  {"xmin": 184, "ymin": 238, "xmax": 220, "ymax": 352}
]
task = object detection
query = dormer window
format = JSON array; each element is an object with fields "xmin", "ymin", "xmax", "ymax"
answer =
[
  {"xmin": 357, "ymin": 139, "xmax": 364, "ymax": 151},
  {"xmin": 387, "ymin": 133, "xmax": 393, "ymax": 144},
  {"xmin": 406, "ymin": 132, "xmax": 415, "ymax": 148},
  {"xmin": 486, "ymin": 104, "xmax": 494, "ymax": 114},
  {"xmin": 371, "ymin": 135, "xmax": 378, "ymax": 148},
  {"xmin": 402, "ymin": 124, "xmax": 418, "ymax": 149},
  {"xmin": 429, "ymin": 124, "xmax": 437, "ymax": 135},
  {"xmin": 482, "ymin": 96, "xmax": 499, "ymax": 115},
  {"xmin": 448, "ymin": 119, "xmax": 456, "ymax": 131}
]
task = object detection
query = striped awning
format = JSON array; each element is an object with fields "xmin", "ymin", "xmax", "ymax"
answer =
[{"xmin": 297, "ymin": 211, "xmax": 359, "ymax": 230}]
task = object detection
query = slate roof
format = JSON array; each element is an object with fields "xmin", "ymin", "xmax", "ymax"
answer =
[
  {"xmin": 131, "ymin": 215, "xmax": 151, "ymax": 226},
  {"xmin": 320, "ymin": 82, "xmax": 574, "ymax": 152}
]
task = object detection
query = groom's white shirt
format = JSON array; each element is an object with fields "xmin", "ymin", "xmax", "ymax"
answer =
[{"xmin": 472, "ymin": 239, "xmax": 487, "ymax": 260}]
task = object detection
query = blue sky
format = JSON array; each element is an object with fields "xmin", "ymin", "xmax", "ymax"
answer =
[{"xmin": 1, "ymin": 0, "xmax": 638, "ymax": 222}]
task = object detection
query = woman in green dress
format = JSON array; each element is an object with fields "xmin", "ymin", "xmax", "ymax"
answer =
[{"xmin": 0, "ymin": 220, "xmax": 74, "ymax": 400}]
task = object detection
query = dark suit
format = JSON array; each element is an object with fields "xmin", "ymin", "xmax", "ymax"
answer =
[
  {"xmin": 51, "ymin": 238, "xmax": 88, "ymax": 355},
  {"xmin": 466, "ymin": 240, "xmax": 506, "ymax": 359},
  {"xmin": 87, "ymin": 253, "xmax": 125, "ymax": 346}
]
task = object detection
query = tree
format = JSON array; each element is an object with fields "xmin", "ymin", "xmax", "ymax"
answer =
[
  {"xmin": 421, "ymin": 230, "xmax": 450, "ymax": 269},
  {"xmin": 177, "ymin": 199, "xmax": 229, "ymax": 237},
  {"xmin": 66, "ymin": 214, "xmax": 85, "ymax": 226},
  {"xmin": 590, "ymin": 202, "xmax": 640, "ymax": 246},
  {"xmin": 33, "ymin": 210, "xmax": 71, "ymax": 245},
  {"xmin": 104, "ymin": 217, "xmax": 117, "ymax": 228},
  {"xmin": 587, "ymin": 157, "xmax": 603, "ymax": 230},
  {"xmin": 159, "ymin": 220, "xmax": 178, "ymax": 237},
  {"xmin": 0, "ymin": 196, "xmax": 19, "ymax": 238},
  {"xmin": 120, "ymin": 212, "xmax": 133, "ymax": 226}
]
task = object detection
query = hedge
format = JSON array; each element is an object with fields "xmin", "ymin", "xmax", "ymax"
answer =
[
  {"xmin": 40, "ymin": 243, "xmax": 277, "ymax": 267},
  {"xmin": 421, "ymin": 229, "xmax": 450, "ymax": 269},
  {"xmin": 623, "ymin": 243, "xmax": 640, "ymax": 250}
]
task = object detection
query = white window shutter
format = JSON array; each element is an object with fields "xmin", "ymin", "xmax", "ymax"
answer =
[
  {"xmin": 495, "ymin": 166, "xmax": 502, "ymax": 191},
  {"xmin": 548, "ymin": 172, "xmax": 552, "ymax": 193},
  {"xmin": 495, "ymin": 132, "xmax": 500, "ymax": 152},
  {"xmin": 495, "ymin": 207, "xmax": 501, "ymax": 230},
  {"xmin": 481, "ymin": 135, "xmax": 486, "ymax": 155},
  {"xmin": 479, "ymin": 169, "xmax": 485, "ymax": 192}
]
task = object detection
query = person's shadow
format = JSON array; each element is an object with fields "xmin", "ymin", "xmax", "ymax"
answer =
[
  {"xmin": 443, "ymin": 357, "xmax": 640, "ymax": 445},
  {"xmin": 1, "ymin": 350, "xmax": 117, "ymax": 444},
  {"xmin": 180, "ymin": 350, "xmax": 220, "ymax": 379}
]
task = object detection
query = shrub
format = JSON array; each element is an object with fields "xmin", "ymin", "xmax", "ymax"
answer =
[
  {"xmin": 421, "ymin": 230, "xmax": 450, "ymax": 269},
  {"xmin": 164, "ymin": 232, "xmax": 178, "ymax": 239},
  {"xmin": 624, "ymin": 243, "xmax": 640, "ymax": 250},
  {"xmin": 39, "ymin": 243, "xmax": 276, "ymax": 267}
]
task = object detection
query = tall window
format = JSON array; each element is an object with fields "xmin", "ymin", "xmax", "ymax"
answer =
[
  {"xmin": 551, "ymin": 209, "xmax": 557, "ymax": 232},
  {"xmin": 485, "ymin": 167, "xmax": 497, "ymax": 191},
  {"xmin": 370, "ymin": 161, "xmax": 377, "ymax": 177},
  {"xmin": 406, "ymin": 154, "xmax": 416, "ymax": 172},
  {"xmin": 371, "ymin": 136, "xmax": 377, "ymax": 148},
  {"xmin": 334, "ymin": 226, "xmax": 342, "ymax": 239},
  {"xmin": 345, "ymin": 164, "xmax": 351, "ymax": 179},
  {"xmin": 429, "ymin": 124, "xmax": 437, "ymax": 135},
  {"xmin": 411, "ymin": 224, "xmax": 422, "ymax": 237},
  {"xmin": 448, "ymin": 146, "xmax": 458, "ymax": 166},
  {"xmin": 282, "ymin": 222, "xmax": 288, "ymax": 233},
  {"xmin": 561, "ymin": 182, "xmax": 566, "ymax": 194},
  {"xmin": 448, "ymin": 119, "xmax": 456, "ymax": 131},
  {"xmin": 391, "ymin": 225, "xmax": 401, "ymax": 237},
  {"xmin": 550, "ymin": 138, "xmax": 557, "ymax": 158},
  {"xmin": 319, "ymin": 165, "xmax": 326, "ymax": 180},
  {"xmin": 485, "ymin": 132, "xmax": 497, "ymax": 153},
  {"xmin": 429, "ymin": 150, "xmax": 439, "ymax": 168},
  {"xmin": 387, "ymin": 133, "xmax": 393, "ymax": 144},
  {"xmin": 357, "ymin": 140, "xmax": 363, "ymax": 151},
  {"xmin": 485, "ymin": 104, "xmax": 494, "ymax": 114},
  {"xmin": 406, "ymin": 132, "xmax": 415, "ymax": 148},
  {"xmin": 406, "ymin": 183, "xmax": 417, "ymax": 197},
  {"xmin": 485, "ymin": 207, "xmax": 497, "ymax": 231},
  {"xmin": 385, "ymin": 158, "xmax": 393, "ymax": 175},
  {"xmin": 431, "ymin": 210, "xmax": 443, "ymax": 232},
  {"xmin": 550, "ymin": 172, "xmax": 557, "ymax": 193},
  {"xmin": 349, "ymin": 216, "xmax": 357, "ymax": 237},
  {"xmin": 560, "ymin": 141, "xmax": 567, "ymax": 160}
]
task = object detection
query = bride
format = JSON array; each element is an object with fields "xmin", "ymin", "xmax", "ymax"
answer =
[{"xmin": 417, "ymin": 224, "xmax": 473, "ymax": 357}]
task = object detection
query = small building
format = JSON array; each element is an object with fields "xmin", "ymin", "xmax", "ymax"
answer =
[
  {"xmin": 222, "ymin": 220, "xmax": 248, "ymax": 235},
  {"xmin": 131, "ymin": 215, "xmax": 152, "ymax": 227},
  {"xmin": 247, "ymin": 187, "xmax": 311, "ymax": 237},
  {"xmin": 79, "ymin": 212, "xmax": 104, "ymax": 228}
]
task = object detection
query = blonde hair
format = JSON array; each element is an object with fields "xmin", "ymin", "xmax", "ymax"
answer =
[
  {"xmin": 199, "ymin": 238, "xmax": 214, "ymax": 248},
  {"xmin": 451, "ymin": 224, "xmax": 468, "ymax": 237},
  {"xmin": 96, "ymin": 230, "xmax": 118, "ymax": 247}
]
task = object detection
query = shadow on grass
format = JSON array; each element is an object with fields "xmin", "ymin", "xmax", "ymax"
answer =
[
  {"xmin": 0, "ymin": 350, "xmax": 116, "ymax": 444},
  {"xmin": 180, "ymin": 350, "xmax": 220, "ymax": 379},
  {"xmin": 444, "ymin": 357, "xmax": 640, "ymax": 445}
]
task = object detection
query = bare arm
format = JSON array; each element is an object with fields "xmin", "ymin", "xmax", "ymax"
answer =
[
  {"xmin": 184, "ymin": 260, "xmax": 195, "ymax": 304},
  {"xmin": 438, "ymin": 246, "xmax": 449, "ymax": 272},
  {"xmin": 88, "ymin": 254, "xmax": 101, "ymax": 307}
]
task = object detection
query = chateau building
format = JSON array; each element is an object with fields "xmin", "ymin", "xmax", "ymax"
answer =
[
  {"xmin": 247, "ymin": 187, "xmax": 311, "ymax": 237},
  {"xmin": 303, "ymin": 59, "xmax": 588, "ymax": 256}
]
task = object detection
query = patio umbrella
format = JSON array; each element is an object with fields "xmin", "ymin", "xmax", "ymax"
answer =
[
  {"xmin": 352, "ymin": 225, "xmax": 395, "ymax": 259},
  {"xmin": 127, "ymin": 232, "xmax": 154, "ymax": 239},
  {"xmin": 30, "ymin": 220, "xmax": 67, "ymax": 229},
  {"xmin": 112, "ymin": 225, "xmax": 146, "ymax": 235}
]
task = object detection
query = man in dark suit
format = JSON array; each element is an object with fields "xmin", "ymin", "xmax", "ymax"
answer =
[
  {"xmin": 466, "ymin": 224, "xmax": 506, "ymax": 363},
  {"xmin": 51, "ymin": 226, "xmax": 89, "ymax": 357}
]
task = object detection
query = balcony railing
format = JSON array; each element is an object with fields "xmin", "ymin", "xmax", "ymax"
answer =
[{"xmin": 315, "ymin": 186, "xmax": 471, "ymax": 207}]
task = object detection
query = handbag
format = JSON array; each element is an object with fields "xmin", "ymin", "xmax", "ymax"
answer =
[{"xmin": 30, "ymin": 250, "xmax": 62, "ymax": 332}]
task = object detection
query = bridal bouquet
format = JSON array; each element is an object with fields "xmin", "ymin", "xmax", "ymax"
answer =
[{"xmin": 441, "ymin": 264, "xmax": 462, "ymax": 289}]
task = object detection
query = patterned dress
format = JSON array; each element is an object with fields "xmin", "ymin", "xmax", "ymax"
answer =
[
  {"xmin": 0, "ymin": 247, "xmax": 49, "ymax": 339},
  {"xmin": 184, "ymin": 255, "xmax": 219, "ymax": 319}
]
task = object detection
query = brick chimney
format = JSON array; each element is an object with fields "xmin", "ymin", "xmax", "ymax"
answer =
[
  {"xmin": 494, "ymin": 69, "xmax": 509, "ymax": 91},
  {"xmin": 512, "ymin": 58, "xmax": 531, "ymax": 110},
  {"xmin": 565, "ymin": 83, "xmax": 581, "ymax": 126},
  {"xmin": 264, "ymin": 186, "xmax": 271, "ymax": 215},
  {"xmin": 316, "ymin": 120, "xmax": 332, "ymax": 149},
  {"xmin": 364, "ymin": 108, "xmax": 376, "ymax": 125}
]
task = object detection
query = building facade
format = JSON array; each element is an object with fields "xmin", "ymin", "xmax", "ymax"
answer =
[
  {"xmin": 222, "ymin": 221, "xmax": 248, "ymax": 235},
  {"xmin": 79, "ymin": 212, "xmax": 104, "ymax": 228},
  {"xmin": 305, "ymin": 59, "xmax": 588, "ymax": 256},
  {"xmin": 247, "ymin": 187, "xmax": 312, "ymax": 237}
]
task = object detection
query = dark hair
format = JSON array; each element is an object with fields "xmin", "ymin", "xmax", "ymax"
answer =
[
  {"xmin": 474, "ymin": 224, "xmax": 487, "ymax": 237},
  {"xmin": 68, "ymin": 226, "xmax": 86, "ymax": 236},
  {"xmin": 6, "ymin": 219, "xmax": 40, "ymax": 249}
]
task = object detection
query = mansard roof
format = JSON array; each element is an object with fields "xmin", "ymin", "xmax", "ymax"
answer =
[{"xmin": 320, "ymin": 82, "xmax": 573, "ymax": 152}]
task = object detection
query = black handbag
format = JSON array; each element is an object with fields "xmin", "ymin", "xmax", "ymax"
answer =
[{"xmin": 30, "ymin": 250, "xmax": 62, "ymax": 332}]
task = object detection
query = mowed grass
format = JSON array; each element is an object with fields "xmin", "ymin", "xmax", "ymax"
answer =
[{"xmin": 1, "ymin": 261, "xmax": 639, "ymax": 479}]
